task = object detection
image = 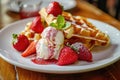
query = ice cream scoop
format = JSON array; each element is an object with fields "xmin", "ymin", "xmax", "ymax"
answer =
[
  {"xmin": 41, "ymin": 26, "xmax": 64, "ymax": 45},
  {"xmin": 36, "ymin": 26, "xmax": 64, "ymax": 59}
]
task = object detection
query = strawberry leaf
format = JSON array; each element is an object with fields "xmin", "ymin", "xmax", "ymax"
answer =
[
  {"xmin": 66, "ymin": 42, "xmax": 79, "ymax": 52},
  {"xmin": 12, "ymin": 34, "xmax": 17, "ymax": 38},
  {"xmin": 12, "ymin": 34, "xmax": 18, "ymax": 44}
]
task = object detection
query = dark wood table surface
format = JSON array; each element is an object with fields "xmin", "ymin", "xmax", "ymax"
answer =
[{"xmin": 0, "ymin": 0, "xmax": 120, "ymax": 80}]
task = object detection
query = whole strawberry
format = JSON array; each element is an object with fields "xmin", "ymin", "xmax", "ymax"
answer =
[
  {"xmin": 12, "ymin": 34, "xmax": 29, "ymax": 51},
  {"xmin": 57, "ymin": 46, "xmax": 78, "ymax": 66},
  {"xmin": 71, "ymin": 42, "xmax": 92, "ymax": 62},
  {"xmin": 46, "ymin": 1, "xmax": 62, "ymax": 17},
  {"xmin": 30, "ymin": 16, "xmax": 44, "ymax": 33}
]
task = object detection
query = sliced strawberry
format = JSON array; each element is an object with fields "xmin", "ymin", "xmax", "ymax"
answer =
[
  {"xmin": 21, "ymin": 41, "xmax": 38, "ymax": 57},
  {"xmin": 71, "ymin": 42, "xmax": 92, "ymax": 62},
  {"xmin": 30, "ymin": 16, "xmax": 44, "ymax": 33},
  {"xmin": 57, "ymin": 46, "xmax": 78, "ymax": 66},
  {"xmin": 12, "ymin": 34, "xmax": 29, "ymax": 51},
  {"xmin": 46, "ymin": 1, "xmax": 62, "ymax": 17}
]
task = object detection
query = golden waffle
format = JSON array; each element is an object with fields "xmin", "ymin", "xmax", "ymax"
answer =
[
  {"xmin": 62, "ymin": 12, "xmax": 110, "ymax": 46},
  {"xmin": 39, "ymin": 8, "xmax": 110, "ymax": 49}
]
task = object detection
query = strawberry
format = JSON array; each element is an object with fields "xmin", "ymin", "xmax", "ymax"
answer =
[
  {"xmin": 46, "ymin": 1, "xmax": 62, "ymax": 17},
  {"xmin": 21, "ymin": 41, "xmax": 37, "ymax": 57},
  {"xmin": 12, "ymin": 34, "xmax": 29, "ymax": 51},
  {"xmin": 30, "ymin": 16, "xmax": 44, "ymax": 33},
  {"xmin": 57, "ymin": 46, "xmax": 78, "ymax": 66},
  {"xmin": 71, "ymin": 42, "xmax": 92, "ymax": 62}
]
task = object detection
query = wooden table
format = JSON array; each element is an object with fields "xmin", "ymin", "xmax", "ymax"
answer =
[{"xmin": 0, "ymin": 0, "xmax": 120, "ymax": 80}]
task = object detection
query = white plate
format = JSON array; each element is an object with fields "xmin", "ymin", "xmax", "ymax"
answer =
[
  {"xmin": 6, "ymin": 0, "xmax": 76, "ymax": 12},
  {"xmin": 0, "ymin": 18, "xmax": 120, "ymax": 74}
]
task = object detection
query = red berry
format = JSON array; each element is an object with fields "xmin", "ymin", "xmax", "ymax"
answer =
[
  {"xmin": 57, "ymin": 46, "xmax": 78, "ymax": 66},
  {"xmin": 12, "ymin": 34, "xmax": 29, "ymax": 51},
  {"xmin": 46, "ymin": 1, "xmax": 62, "ymax": 17},
  {"xmin": 71, "ymin": 42, "xmax": 92, "ymax": 62},
  {"xmin": 30, "ymin": 16, "xmax": 44, "ymax": 33}
]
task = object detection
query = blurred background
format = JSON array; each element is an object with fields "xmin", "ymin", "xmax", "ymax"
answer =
[
  {"xmin": 85, "ymin": 0, "xmax": 120, "ymax": 20},
  {"xmin": 0, "ymin": 0, "xmax": 120, "ymax": 20}
]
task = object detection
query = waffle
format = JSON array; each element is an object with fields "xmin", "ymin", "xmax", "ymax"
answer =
[{"xmin": 39, "ymin": 8, "xmax": 110, "ymax": 49}]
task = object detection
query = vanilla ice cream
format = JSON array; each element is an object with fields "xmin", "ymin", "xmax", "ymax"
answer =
[{"xmin": 36, "ymin": 27, "xmax": 64, "ymax": 59}]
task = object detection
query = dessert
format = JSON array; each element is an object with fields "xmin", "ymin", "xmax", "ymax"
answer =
[
  {"xmin": 36, "ymin": 26, "xmax": 64, "ymax": 60},
  {"xmin": 40, "ymin": 8, "xmax": 110, "ymax": 49},
  {"xmin": 12, "ymin": 1, "xmax": 110, "ymax": 66},
  {"xmin": 12, "ymin": 34, "xmax": 29, "ymax": 51}
]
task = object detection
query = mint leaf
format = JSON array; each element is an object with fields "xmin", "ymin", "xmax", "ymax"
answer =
[
  {"xmin": 63, "ymin": 21, "xmax": 71, "ymax": 29},
  {"xmin": 50, "ymin": 23, "xmax": 58, "ymax": 28},
  {"xmin": 50, "ymin": 15, "xmax": 71, "ymax": 30},
  {"xmin": 65, "ymin": 22, "xmax": 71, "ymax": 28},
  {"xmin": 57, "ymin": 15, "xmax": 65, "ymax": 29}
]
